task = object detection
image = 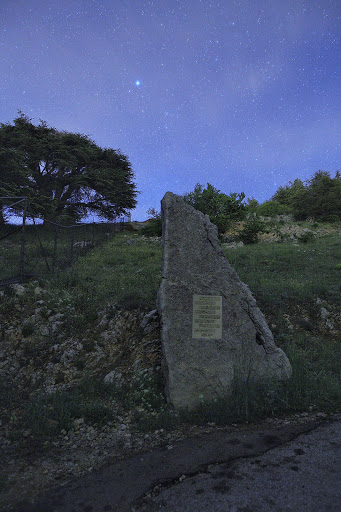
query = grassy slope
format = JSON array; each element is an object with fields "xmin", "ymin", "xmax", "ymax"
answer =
[
  {"xmin": 61, "ymin": 230, "xmax": 341, "ymax": 422},
  {"xmin": 1, "ymin": 228, "xmax": 340, "ymax": 441},
  {"xmin": 70, "ymin": 234, "xmax": 162, "ymax": 311}
]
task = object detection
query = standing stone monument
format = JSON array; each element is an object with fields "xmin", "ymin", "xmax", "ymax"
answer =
[{"xmin": 157, "ymin": 192, "xmax": 292, "ymax": 410}]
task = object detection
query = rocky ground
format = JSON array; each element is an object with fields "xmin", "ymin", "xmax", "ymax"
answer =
[{"xmin": 0, "ymin": 221, "xmax": 340, "ymax": 511}]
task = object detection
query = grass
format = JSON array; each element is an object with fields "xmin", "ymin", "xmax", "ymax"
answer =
[
  {"xmin": 223, "ymin": 234, "xmax": 341, "ymax": 308},
  {"xmin": 181, "ymin": 339, "xmax": 341, "ymax": 426},
  {"xmin": 56, "ymin": 232, "xmax": 162, "ymax": 311},
  {"xmin": 11, "ymin": 385, "xmax": 116, "ymax": 441},
  {"xmin": 9, "ymin": 370, "xmax": 170, "ymax": 442},
  {"xmin": 0, "ymin": 221, "xmax": 121, "ymax": 283},
  {"xmin": 1, "ymin": 226, "xmax": 341, "ymax": 442}
]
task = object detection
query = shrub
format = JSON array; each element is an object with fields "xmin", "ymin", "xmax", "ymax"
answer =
[
  {"xmin": 238, "ymin": 216, "xmax": 265, "ymax": 244},
  {"xmin": 298, "ymin": 231, "xmax": 315, "ymax": 244},
  {"xmin": 183, "ymin": 183, "xmax": 246, "ymax": 234},
  {"xmin": 257, "ymin": 200, "xmax": 290, "ymax": 217},
  {"xmin": 141, "ymin": 208, "xmax": 162, "ymax": 237}
]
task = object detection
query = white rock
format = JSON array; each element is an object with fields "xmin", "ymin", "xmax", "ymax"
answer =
[
  {"xmin": 104, "ymin": 370, "xmax": 122, "ymax": 385},
  {"xmin": 141, "ymin": 309, "xmax": 158, "ymax": 329},
  {"xmin": 73, "ymin": 418, "xmax": 85, "ymax": 429},
  {"xmin": 51, "ymin": 321, "xmax": 63, "ymax": 334},
  {"xmin": 40, "ymin": 326, "xmax": 50, "ymax": 336},
  {"xmin": 326, "ymin": 319, "xmax": 335, "ymax": 331},
  {"xmin": 49, "ymin": 313, "xmax": 64, "ymax": 322},
  {"xmin": 11, "ymin": 284, "xmax": 25, "ymax": 295},
  {"xmin": 320, "ymin": 307, "xmax": 329, "ymax": 319}
]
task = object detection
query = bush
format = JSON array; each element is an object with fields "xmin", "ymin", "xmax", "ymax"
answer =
[
  {"xmin": 257, "ymin": 200, "xmax": 291, "ymax": 217},
  {"xmin": 321, "ymin": 214, "xmax": 339, "ymax": 223},
  {"xmin": 272, "ymin": 171, "xmax": 341, "ymax": 222},
  {"xmin": 141, "ymin": 208, "xmax": 162, "ymax": 237},
  {"xmin": 298, "ymin": 231, "xmax": 315, "ymax": 244},
  {"xmin": 183, "ymin": 183, "xmax": 246, "ymax": 234},
  {"xmin": 238, "ymin": 215, "xmax": 265, "ymax": 244}
]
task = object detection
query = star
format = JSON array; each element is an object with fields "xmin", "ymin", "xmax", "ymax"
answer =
[{"xmin": 135, "ymin": 80, "xmax": 141, "ymax": 87}]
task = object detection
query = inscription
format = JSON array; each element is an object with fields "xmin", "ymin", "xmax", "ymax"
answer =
[{"xmin": 192, "ymin": 295, "xmax": 222, "ymax": 339}]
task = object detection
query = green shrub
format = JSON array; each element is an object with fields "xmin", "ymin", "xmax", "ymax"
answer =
[
  {"xmin": 132, "ymin": 409, "xmax": 178, "ymax": 433},
  {"xmin": 141, "ymin": 207, "xmax": 162, "ymax": 237},
  {"xmin": 82, "ymin": 400, "xmax": 114, "ymax": 426},
  {"xmin": 238, "ymin": 216, "xmax": 265, "ymax": 244},
  {"xmin": 298, "ymin": 231, "xmax": 315, "ymax": 244},
  {"xmin": 141, "ymin": 219, "xmax": 162, "ymax": 237},
  {"xmin": 257, "ymin": 200, "xmax": 290, "ymax": 217},
  {"xmin": 183, "ymin": 183, "xmax": 246, "ymax": 234},
  {"xmin": 321, "ymin": 214, "xmax": 339, "ymax": 223}
]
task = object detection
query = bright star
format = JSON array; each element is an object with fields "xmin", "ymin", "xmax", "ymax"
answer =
[{"xmin": 135, "ymin": 80, "xmax": 141, "ymax": 87}]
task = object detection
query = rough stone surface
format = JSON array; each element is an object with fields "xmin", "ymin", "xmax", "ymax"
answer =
[{"xmin": 157, "ymin": 192, "xmax": 292, "ymax": 410}]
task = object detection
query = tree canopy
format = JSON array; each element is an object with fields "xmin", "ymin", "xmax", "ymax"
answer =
[
  {"xmin": 183, "ymin": 183, "xmax": 246, "ymax": 233},
  {"xmin": 0, "ymin": 113, "xmax": 138, "ymax": 223},
  {"xmin": 269, "ymin": 171, "xmax": 341, "ymax": 221}
]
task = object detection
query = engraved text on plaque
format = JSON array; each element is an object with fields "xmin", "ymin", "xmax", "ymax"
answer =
[{"xmin": 192, "ymin": 295, "xmax": 222, "ymax": 339}]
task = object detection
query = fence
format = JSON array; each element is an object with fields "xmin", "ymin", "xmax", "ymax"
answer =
[{"xmin": 0, "ymin": 197, "xmax": 130, "ymax": 286}]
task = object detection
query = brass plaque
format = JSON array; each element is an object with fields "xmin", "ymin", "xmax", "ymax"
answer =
[{"xmin": 192, "ymin": 295, "xmax": 222, "ymax": 339}]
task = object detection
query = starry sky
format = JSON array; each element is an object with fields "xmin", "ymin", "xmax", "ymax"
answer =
[{"xmin": 1, "ymin": 0, "xmax": 340, "ymax": 221}]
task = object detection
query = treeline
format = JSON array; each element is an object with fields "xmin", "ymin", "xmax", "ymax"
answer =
[
  {"xmin": 251, "ymin": 171, "xmax": 341, "ymax": 222},
  {"xmin": 145, "ymin": 172, "xmax": 341, "ymax": 239},
  {"xmin": 185, "ymin": 171, "xmax": 341, "ymax": 231},
  {"xmin": 187, "ymin": 171, "xmax": 341, "ymax": 231}
]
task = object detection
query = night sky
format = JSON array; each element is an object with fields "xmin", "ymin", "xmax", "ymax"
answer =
[{"xmin": 1, "ymin": 0, "xmax": 340, "ymax": 221}]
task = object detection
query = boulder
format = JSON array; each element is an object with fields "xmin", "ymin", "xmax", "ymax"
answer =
[{"xmin": 157, "ymin": 192, "xmax": 292, "ymax": 410}]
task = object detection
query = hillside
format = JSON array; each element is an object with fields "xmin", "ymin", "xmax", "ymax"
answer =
[{"xmin": 0, "ymin": 220, "xmax": 341, "ymax": 510}]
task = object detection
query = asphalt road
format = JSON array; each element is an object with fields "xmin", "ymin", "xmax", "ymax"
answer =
[{"xmin": 15, "ymin": 419, "xmax": 341, "ymax": 512}]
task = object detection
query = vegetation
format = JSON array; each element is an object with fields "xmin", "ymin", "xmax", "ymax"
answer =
[
  {"xmin": 0, "ymin": 221, "xmax": 120, "ymax": 283},
  {"xmin": 183, "ymin": 183, "xmax": 246, "ymax": 233},
  {"xmin": 71, "ymin": 232, "xmax": 162, "ymax": 310},
  {"xmin": 255, "ymin": 171, "xmax": 341, "ymax": 222},
  {"xmin": 0, "ymin": 112, "xmax": 137, "ymax": 224},
  {"xmin": 1, "ymin": 225, "xmax": 340, "ymax": 446},
  {"xmin": 141, "ymin": 207, "xmax": 162, "ymax": 237},
  {"xmin": 237, "ymin": 215, "xmax": 266, "ymax": 244}
]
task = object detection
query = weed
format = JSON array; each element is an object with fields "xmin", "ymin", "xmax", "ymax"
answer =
[
  {"xmin": 12, "ymin": 384, "xmax": 117, "ymax": 440},
  {"xmin": 298, "ymin": 231, "xmax": 315, "ymax": 244},
  {"xmin": 2, "ymin": 225, "xmax": 341, "ymax": 440},
  {"xmin": 21, "ymin": 322, "xmax": 35, "ymax": 337},
  {"xmin": 180, "ymin": 343, "xmax": 340, "ymax": 427},
  {"xmin": 67, "ymin": 234, "xmax": 162, "ymax": 311},
  {"xmin": 81, "ymin": 400, "xmax": 115, "ymax": 426},
  {"xmin": 224, "ymin": 234, "xmax": 341, "ymax": 307},
  {"xmin": 132, "ymin": 409, "xmax": 178, "ymax": 433}
]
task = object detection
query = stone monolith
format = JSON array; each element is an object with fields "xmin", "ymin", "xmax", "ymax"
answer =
[{"xmin": 157, "ymin": 192, "xmax": 292, "ymax": 410}]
